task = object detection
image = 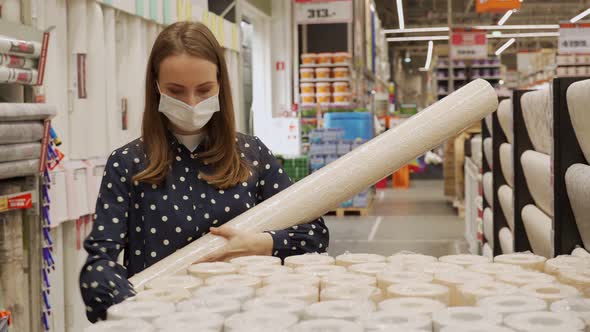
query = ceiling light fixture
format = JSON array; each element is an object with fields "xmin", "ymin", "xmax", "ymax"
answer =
[
  {"xmin": 384, "ymin": 25, "xmax": 558, "ymax": 34},
  {"xmin": 495, "ymin": 38, "xmax": 516, "ymax": 55},
  {"xmin": 396, "ymin": 0, "xmax": 405, "ymax": 30},
  {"xmin": 570, "ymin": 8, "xmax": 590, "ymax": 23},
  {"xmin": 387, "ymin": 35, "xmax": 449, "ymax": 42},
  {"xmin": 420, "ymin": 41, "xmax": 434, "ymax": 71},
  {"xmin": 498, "ymin": 10, "xmax": 515, "ymax": 26}
]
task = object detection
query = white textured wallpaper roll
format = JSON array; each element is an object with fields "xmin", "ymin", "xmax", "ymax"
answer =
[
  {"xmin": 257, "ymin": 283, "xmax": 319, "ymax": 304},
  {"xmin": 320, "ymin": 285, "xmax": 382, "ymax": 303},
  {"xmin": 433, "ymin": 307, "xmax": 502, "ymax": 332},
  {"xmin": 439, "ymin": 254, "xmax": 492, "ymax": 267},
  {"xmin": 134, "ymin": 288, "xmax": 191, "ymax": 303},
  {"xmin": 295, "ymin": 265, "xmax": 347, "ymax": 278},
  {"xmin": 152, "ymin": 312, "xmax": 224, "ymax": 332},
  {"xmin": 522, "ymin": 204, "xmax": 553, "ymax": 258},
  {"xmin": 521, "ymin": 150, "xmax": 553, "ymax": 217},
  {"xmin": 107, "ymin": 301, "xmax": 174, "ymax": 321},
  {"xmin": 387, "ymin": 253, "xmax": 438, "ymax": 266},
  {"xmin": 262, "ymin": 273, "xmax": 320, "ymax": 288},
  {"xmin": 545, "ymin": 255, "xmax": 590, "ymax": 276},
  {"xmin": 457, "ymin": 281, "xmax": 518, "ymax": 306},
  {"xmin": 224, "ymin": 311, "xmax": 299, "ymax": 332},
  {"xmin": 387, "ymin": 282, "xmax": 451, "ymax": 305},
  {"xmin": 230, "ymin": 255, "xmax": 282, "ymax": 267},
  {"xmin": 565, "ymin": 164, "xmax": 590, "ymax": 249},
  {"xmin": 521, "ymin": 88, "xmax": 553, "ymax": 155},
  {"xmin": 284, "ymin": 254, "xmax": 336, "ymax": 268},
  {"xmin": 558, "ymin": 268, "xmax": 590, "ymax": 291},
  {"xmin": 566, "ymin": 79, "xmax": 590, "ymax": 163},
  {"xmin": 497, "ymin": 270, "xmax": 556, "ymax": 287},
  {"xmin": 505, "ymin": 311, "xmax": 585, "ymax": 331},
  {"xmin": 440, "ymin": 325, "xmax": 514, "ymax": 332},
  {"xmin": 348, "ymin": 263, "xmax": 390, "ymax": 277},
  {"xmin": 335, "ymin": 253, "xmax": 386, "ymax": 267},
  {"xmin": 484, "ymin": 138, "xmax": 493, "ymax": 170},
  {"xmin": 573, "ymin": 248, "xmax": 590, "ymax": 258},
  {"xmin": 176, "ymin": 297, "xmax": 241, "ymax": 317},
  {"xmin": 495, "ymin": 253, "xmax": 547, "ymax": 271},
  {"xmin": 519, "ymin": 282, "xmax": 581, "ymax": 304},
  {"xmin": 304, "ymin": 300, "xmax": 376, "ymax": 321},
  {"xmin": 500, "ymin": 143, "xmax": 514, "ymax": 187},
  {"xmin": 357, "ymin": 311, "xmax": 432, "ymax": 331},
  {"xmin": 205, "ymin": 274, "xmax": 262, "ymax": 289},
  {"xmin": 498, "ymin": 99, "xmax": 514, "ymax": 144},
  {"xmin": 0, "ymin": 103, "xmax": 57, "ymax": 121},
  {"xmin": 482, "ymin": 243, "xmax": 493, "ymax": 259},
  {"xmin": 129, "ymin": 79, "xmax": 499, "ymax": 287},
  {"xmin": 192, "ymin": 285, "xmax": 255, "ymax": 303},
  {"xmin": 407, "ymin": 262, "xmax": 464, "ymax": 275},
  {"xmin": 471, "ymin": 135, "xmax": 483, "ymax": 169},
  {"xmin": 551, "ymin": 298, "xmax": 590, "ymax": 326},
  {"xmin": 468, "ymin": 263, "xmax": 523, "ymax": 277},
  {"xmin": 485, "ymin": 114, "xmax": 493, "ymax": 136},
  {"xmin": 83, "ymin": 319, "xmax": 154, "ymax": 332},
  {"xmin": 321, "ymin": 272, "xmax": 377, "ymax": 289},
  {"xmin": 499, "ymin": 228, "xmax": 514, "ymax": 254},
  {"xmin": 378, "ymin": 297, "xmax": 447, "ymax": 316},
  {"xmin": 188, "ymin": 262, "xmax": 238, "ymax": 279},
  {"xmin": 434, "ymin": 271, "xmax": 494, "ymax": 306},
  {"xmin": 483, "ymin": 208, "xmax": 494, "ymax": 248},
  {"xmin": 377, "ymin": 271, "xmax": 434, "ymax": 290},
  {"xmin": 144, "ymin": 275, "xmax": 202, "ymax": 293},
  {"xmin": 239, "ymin": 264, "xmax": 293, "ymax": 279},
  {"xmin": 242, "ymin": 297, "xmax": 306, "ymax": 317},
  {"xmin": 483, "ymin": 172, "xmax": 494, "ymax": 207},
  {"xmin": 289, "ymin": 319, "xmax": 363, "ymax": 332},
  {"xmin": 499, "ymin": 185, "xmax": 515, "ymax": 230},
  {"xmin": 477, "ymin": 295, "xmax": 548, "ymax": 317}
]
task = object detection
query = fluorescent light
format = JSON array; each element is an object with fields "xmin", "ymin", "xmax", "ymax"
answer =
[
  {"xmin": 387, "ymin": 35, "xmax": 449, "ymax": 42},
  {"xmin": 487, "ymin": 32, "xmax": 559, "ymax": 38},
  {"xmin": 571, "ymin": 8, "xmax": 590, "ymax": 23},
  {"xmin": 383, "ymin": 27, "xmax": 449, "ymax": 34},
  {"xmin": 396, "ymin": 0, "xmax": 405, "ymax": 30},
  {"xmin": 475, "ymin": 24, "xmax": 559, "ymax": 30},
  {"xmin": 498, "ymin": 10, "xmax": 514, "ymax": 26},
  {"xmin": 495, "ymin": 38, "xmax": 515, "ymax": 55},
  {"xmin": 420, "ymin": 40, "xmax": 434, "ymax": 70}
]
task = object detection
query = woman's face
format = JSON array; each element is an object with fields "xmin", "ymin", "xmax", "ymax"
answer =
[{"xmin": 158, "ymin": 53, "xmax": 220, "ymax": 107}]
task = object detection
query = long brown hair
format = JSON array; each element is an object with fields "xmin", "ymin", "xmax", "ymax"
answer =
[{"xmin": 133, "ymin": 22, "xmax": 250, "ymax": 189}]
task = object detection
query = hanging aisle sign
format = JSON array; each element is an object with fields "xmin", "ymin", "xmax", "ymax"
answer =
[
  {"xmin": 294, "ymin": 0, "xmax": 353, "ymax": 24},
  {"xmin": 558, "ymin": 23, "xmax": 590, "ymax": 54},
  {"xmin": 451, "ymin": 28, "xmax": 488, "ymax": 60},
  {"xmin": 476, "ymin": 0, "xmax": 521, "ymax": 13}
]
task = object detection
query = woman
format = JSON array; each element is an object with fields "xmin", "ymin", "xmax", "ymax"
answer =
[{"xmin": 79, "ymin": 21, "xmax": 329, "ymax": 322}]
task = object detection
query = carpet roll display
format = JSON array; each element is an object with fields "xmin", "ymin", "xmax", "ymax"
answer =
[
  {"xmin": 566, "ymin": 79, "xmax": 590, "ymax": 163},
  {"xmin": 129, "ymin": 79, "xmax": 499, "ymax": 287},
  {"xmin": 0, "ymin": 143, "xmax": 41, "ymax": 162},
  {"xmin": 498, "ymin": 99, "xmax": 514, "ymax": 144},
  {"xmin": 483, "ymin": 172, "xmax": 493, "ymax": 207},
  {"xmin": 499, "ymin": 228, "xmax": 514, "ymax": 254},
  {"xmin": 521, "ymin": 150, "xmax": 553, "ymax": 216},
  {"xmin": 521, "ymin": 204, "xmax": 553, "ymax": 258},
  {"xmin": 0, "ymin": 122, "xmax": 44, "ymax": 144},
  {"xmin": 499, "ymin": 185, "xmax": 515, "ymax": 231},
  {"xmin": 521, "ymin": 88, "xmax": 553, "ymax": 155},
  {"xmin": 565, "ymin": 164, "xmax": 590, "ymax": 248},
  {"xmin": 0, "ymin": 159, "xmax": 40, "ymax": 180},
  {"xmin": 500, "ymin": 143, "xmax": 514, "ymax": 187},
  {"xmin": 484, "ymin": 138, "xmax": 493, "ymax": 169},
  {"xmin": 504, "ymin": 311, "xmax": 585, "ymax": 331},
  {"xmin": 483, "ymin": 208, "xmax": 494, "ymax": 248},
  {"xmin": 0, "ymin": 103, "xmax": 57, "ymax": 121}
]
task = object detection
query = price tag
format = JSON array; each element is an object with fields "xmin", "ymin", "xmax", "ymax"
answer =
[
  {"xmin": 559, "ymin": 23, "xmax": 590, "ymax": 54},
  {"xmin": 295, "ymin": 0, "xmax": 352, "ymax": 24}
]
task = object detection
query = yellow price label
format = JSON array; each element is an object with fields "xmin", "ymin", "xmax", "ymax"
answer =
[{"xmin": 0, "ymin": 197, "xmax": 7, "ymax": 212}]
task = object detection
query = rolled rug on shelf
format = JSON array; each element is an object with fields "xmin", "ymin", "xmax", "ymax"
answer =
[
  {"xmin": 187, "ymin": 262, "xmax": 238, "ymax": 279},
  {"xmin": 499, "ymin": 228, "xmax": 514, "ymax": 254},
  {"xmin": 152, "ymin": 311, "xmax": 224, "ymax": 332},
  {"xmin": 387, "ymin": 282, "xmax": 451, "ymax": 305},
  {"xmin": 378, "ymin": 297, "xmax": 447, "ymax": 317},
  {"xmin": 521, "ymin": 88, "xmax": 553, "ymax": 155},
  {"xmin": 504, "ymin": 311, "xmax": 585, "ymax": 332},
  {"xmin": 256, "ymin": 283, "xmax": 319, "ymax": 304},
  {"xmin": 239, "ymin": 264, "xmax": 293, "ymax": 279},
  {"xmin": 229, "ymin": 255, "xmax": 282, "ymax": 267},
  {"xmin": 144, "ymin": 275, "xmax": 202, "ymax": 293},
  {"xmin": 348, "ymin": 262, "xmax": 391, "ymax": 277},
  {"xmin": 558, "ymin": 269, "xmax": 590, "ymax": 291},
  {"xmin": 566, "ymin": 78, "xmax": 590, "ymax": 163},
  {"xmin": 289, "ymin": 319, "xmax": 363, "ymax": 332},
  {"xmin": 356, "ymin": 311, "xmax": 432, "ymax": 331},
  {"xmin": 565, "ymin": 164, "xmax": 590, "ymax": 249},
  {"xmin": 484, "ymin": 138, "xmax": 493, "ymax": 170},
  {"xmin": 0, "ymin": 103, "xmax": 57, "ymax": 121},
  {"xmin": 438, "ymin": 254, "xmax": 492, "ymax": 268},
  {"xmin": 205, "ymin": 274, "xmax": 262, "ymax": 289},
  {"xmin": 0, "ymin": 122, "xmax": 44, "ymax": 144},
  {"xmin": 483, "ymin": 208, "xmax": 494, "ymax": 248},
  {"xmin": 321, "ymin": 272, "xmax": 377, "ymax": 289},
  {"xmin": 320, "ymin": 285, "xmax": 383, "ymax": 303},
  {"xmin": 284, "ymin": 254, "xmax": 336, "ymax": 268},
  {"xmin": 224, "ymin": 311, "xmax": 299, "ymax": 332},
  {"xmin": 495, "ymin": 253, "xmax": 548, "ymax": 271},
  {"xmin": 456, "ymin": 281, "xmax": 518, "ymax": 306},
  {"xmin": 433, "ymin": 271, "xmax": 494, "ymax": 306},
  {"xmin": 0, "ymin": 159, "xmax": 40, "ymax": 180},
  {"xmin": 129, "ymin": 79, "xmax": 499, "ymax": 288},
  {"xmin": 521, "ymin": 150, "xmax": 553, "ymax": 217},
  {"xmin": 0, "ymin": 143, "xmax": 41, "ymax": 163},
  {"xmin": 432, "ymin": 307, "xmax": 502, "ymax": 332},
  {"xmin": 519, "ymin": 282, "xmax": 581, "ymax": 304},
  {"xmin": 498, "ymin": 98, "xmax": 514, "ymax": 144},
  {"xmin": 176, "ymin": 297, "xmax": 241, "ymax": 317},
  {"xmin": 335, "ymin": 253, "xmax": 386, "ymax": 267},
  {"xmin": 497, "ymin": 271, "xmax": 556, "ymax": 287},
  {"xmin": 500, "ymin": 144, "xmax": 514, "ymax": 187},
  {"xmin": 304, "ymin": 300, "xmax": 376, "ymax": 321},
  {"xmin": 521, "ymin": 205, "xmax": 553, "ymax": 258},
  {"xmin": 483, "ymin": 172, "xmax": 493, "ymax": 207},
  {"xmin": 551, "ymin": 298, "xmax": 590, "ymax": 327},
  {"xmin": 407, "ymin": 262, "xmax": 464, "ymax": 275},
  {"xmin": 377, "ymin": 271, "xmax": 434, "ymax": 290},
  {"xmin": 295, "ymin": 264, "xmax": 347, "ymax": 278},
  {"xmin": 498, "ymin": 185, "xmax": 515, "ymax": 231},
  {"xmin": 106, "ymin": 300, "xmax": 175, "ymax": 322},
  {"xmin": 192, "ymin": 285, "xmax": 255, "ymax": 303},
  {"xmin": 83, "ymin": 319, "xmax": 155, "ymax": 332},
  {"xmin": 263, "ymin": 273, "xmax": 320, "ymax": 288},
  {"xmin": 242, "ymin": 297, "xmax": 307, "ymax": 317},
  {"xmin": 468, "ymin": 263, "xmax": 523, "ymax": 277},
  {"xmin": 545, "ymin": 255, "xmax": 590, "ymax": 276}
]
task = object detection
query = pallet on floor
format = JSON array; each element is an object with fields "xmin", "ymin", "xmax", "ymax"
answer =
[{"xmin": 326, "ymin": 194, "xmax": 374, "ymax": 217}]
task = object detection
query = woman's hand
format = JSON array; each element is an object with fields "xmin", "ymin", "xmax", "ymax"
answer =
[{"xmin": 200, "ymin": 226, "xmax": 274, "ymax": 262}]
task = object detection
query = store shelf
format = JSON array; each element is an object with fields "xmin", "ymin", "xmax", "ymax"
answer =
[
  {"xmin": 300, "ymin": 78, "xmax": 352, "ymax": 83},
  {"xmin": 556, "ymin": 63, "xmax": 590, "ymax": 67},
  {"xmin": 472, "ymin": 65, "xmax": 501, "ymax": 69},
  {"xmin": 301, "ymin": 103, "xmax": 355, "ymax": 108},
  {"xmin": 300, "ymin": 62, "xmax": 352, "ymax": 68}
]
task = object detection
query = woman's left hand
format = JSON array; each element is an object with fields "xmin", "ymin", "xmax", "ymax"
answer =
[{"xmin": 200, "ymin": 226, "xmax": 274, "ymax": 262}]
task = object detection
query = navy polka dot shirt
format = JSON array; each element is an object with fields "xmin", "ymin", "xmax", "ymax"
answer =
[{"xmin": 79, "ymin": 133, "xmax": 329, "ymax": 322}]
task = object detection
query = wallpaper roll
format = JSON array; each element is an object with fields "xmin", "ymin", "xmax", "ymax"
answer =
[
  {"xmin": 519, "ymin": 282, "xmax": 581, "ymax": 304},
  {"xmin": 348, "ymin": 262, "xmax": 390, "ymax": 277},
  {"xmin": 484, "ymin": 138, "xmax": 493, "ymax": 170},
  {"xmin": 303, "ymin": 300, "xmax": 376, "ymax": 321},
  {"xmin": 483, "ymin": 208, "xmax": 494, "ymax": 248},
  {"xmin": 499, "ymin": 228, "xmax": 514, "ymax": 254},
  {"xmin": 439, "ymin": 325, "xmax": 514, "ymax": 332},
  {"xmin": 187, "ymin": 262, "xmax": 238, "ymax": 279},
  {"xmin": 262, "ymin": 273, "xmax": 320, "ymax": 288},
  {"xmin": 456, "ymin": 281, "xmax": 518, "ymax": 306},
  {"xmin": 558, "ymin": 269, "xmax": 590, "ymax": 291},
  {"xmin": 205, "ymin": 274, "xmax": 262, "ymax": 289},
  {"xmin": 521, "ymin": 150, "xmax": 553, "ymax": 217},
  {"xmin": 407, "ymin": 262, "xmax": 464, "ymax": 275},
  {"xmin": 0, "ymin": 159, "xmax": 40, "ymax": 180},
  {"xmin": 485, "ymin": 114, "xmax": 493, "ymax": 136},
  {"xmin": 377, "ymin": 271, "xmax": 434, "ymax": 290},
  {"xmin": 192, "ymin": 285, "xmax": 255, "ymax": 303},
  {"xmin": 284, "ymin": 254, "xmax": 336, "ymax": 268},
  {"xmin": 144, "ymin": 275, "xmax": 202, "ymax": 293},
  {"xmin": 387, "ymin": 253, "xmax": 438, "ymax": 266},
  {"xmin": 545, "ymin": 256, "xmax": 590, "ymax": 276},
  {"xmin": 495, "ymin": 253, "xmax": 547, "ymax": 271},
  {"xmin": 477, "ymin": 295, "xmax": 548, "ymax": 317},
  {"xmin": 497, "ymin": 270, "xmax": 556, "ymax": 287},
  {"xmin": 499, "ymin": 185, "xmax": 515, "ymax": 231},
  {"xmin": 289, "ymin": 319, "xmax": 363, "ymax": 332},
  {"xmin": 152, "ymin": 311, "xmax": 224, "ymax": 332},
  {"xmin": 567, "ymin": 79, "xmax": 590, "ymax": 163},
  {"xmin": 500, "ymin": 143, "xmax": 514, "ymax": 187},
  {"xmin": 321, "ymin": 272, "xmax": 377, "ymax": 289},
  {"xmin": 357, "ymin": 311, "xmax": 432, "ymax": 331},
  {"xmin": 565, "ymin": 164, "xmax": 590, "ymax": 249},
  {"xmin": 176, "ymin": 297, "xmax": 241, "ymax": 317},
  {"xmin": 106, "ymin": 300, "xmax": 175, "ymax": 321},
  {"xmin": 378, "ymin": 297, "xmax": 447, "ymax": 316},
  {"xmin": 468, "ymin": 263, "xmax": 523, "ymax": 277},
  {"xmin": 521, "ymin": 204, "xmax": 553, "ymax": 258},
  {"xmin": 483, "ymin": 172, "xmax": 493, "ymax": 207},
  {"xmin": 387, "ymin": 282, "xmax": 451, "ymax": 305},
  {"xmin": 573, "ymin": 248, "xmax": 590, "ymax": 259},
  {"xmin": 230, "ymin": 255, "xmax": 282, "ymax": 267},
  {"xmin": 434, "ymin": 271, "xmax": 494, "ymax": 306},
  {"xmin": 84, "ymin": 319, "xmax": 155, "ymax": 332},
  {"xmin": 471, "ymin": 135, "xmax": 483, "ymax": 169},
  {"xmin": 0, "ymin": 143, "xmax": 41, "ymax": 163},
  {"xmin": 129, "ymin": 79, "xmax": 499, "ymax": 288},
  {"xmin": 242, "ymin": 297, "xmax": 306, "ymax": 317},
  {"xmin": 0, "ymin": 122, "xmax": 44, "ymax": 144},
  {"xmin": 224, "ymin": 311, "xmax": 299, "ymax": 332},
  {"xmin": 498, "ymin": 99, "xmax": 514, "ymax": 144},
  {"xmin": 320, "ymin": 285, "xmax": 382, "ymax": 303},
  {"xmin": 433, "ymin": 307, "xmax": 502, "ymax": 332},
  {"xmin": 257, "ymin": 283, "xmax": 319, "ymax": 304},
  {"xmin": 504, "ymin": 311, "xmax": 585, "ymax": 331},
  {"xmin": 439, "ymin": 254, "xmax": 492, "ymax": 268},
  {"xmin": 0, "ymin": 36, "xmax": 42, "ymax": 58},
  {"xmin": 335, "ymin": 253, "xmax": 386, "ymax": 267},
  {"xmin": 551, "ymin": 298, "xmax": 590, "ymax": 327},
  {"xmin": 482, "ymin": 243, "xmax": 493, "ymax": 259},
  {"xmin": 0, "ymin": 103, "xmax": 56, "ymax": 121},
  {"xmin": 134, "ymin": 288, "xmax": 191, "ymax": 303},
  {"xmin": 521, "ymin": 88, "xmax": 553, "ymax": 155},
  {"xmin": 239, "ymin": 264, "xmax": 292, "ymax": 279},
  {"xmin": 295, "ymin": 265, "xmax": 347, "ymax": 278}
]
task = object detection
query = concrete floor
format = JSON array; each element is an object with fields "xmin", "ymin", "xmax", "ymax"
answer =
[{"xmin": 325, "ymin": 180, "xmax": 468, "ymax": 257}]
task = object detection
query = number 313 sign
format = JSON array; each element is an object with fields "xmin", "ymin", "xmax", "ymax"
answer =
[{"xmin": 295, "ymin": 0, "xmax": 353, "ymax": 24}]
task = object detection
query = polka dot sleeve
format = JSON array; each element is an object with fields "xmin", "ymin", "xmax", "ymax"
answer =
[
  {"xmin": 79, "ymin": 152, "xmax": 136, "ymax": 322},
  {"xmin": 253, "ymin": 137, "xmax": 329, "ymax": 259}
]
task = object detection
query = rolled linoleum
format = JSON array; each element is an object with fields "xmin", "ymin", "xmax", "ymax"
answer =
[
  {"xmin": 494, "ymin": 253, "xmax": 547, "ymax": 271},
  {"xmin": 129, "ymin": 79, "xmax": 499, "ymax": 288},
  {"xmin": 565, "ymin": 164, "xmax": 590, "ymax": 249},
  {"xmin": 566, "ymin": 79, "xmax": 590, "ymax": 163},
  {"xmin": 456, "ymin": 281, "xmax": 518, "ymax": 306},
  {"xmin": 477, "ymin": 295, "xmax": 548, "ymax": 316},
  {"xmin": 519, "ymin": 282, "xmax": 581, "ymax": 304},
  {"xmin": 483, "ymin": 208, "xmax": 494, "ymax": 247},
  {"xmin": 500, "ymin": 143, "xmax": 514, "ymax": 187},
  {"xmin": 335, "ymin": 253, "xmax": 386, "ymax": 267},
  {"xmin": 0, "ymin": 143, "xmax": 41, "ymax": 163},
  {"xmin": 521, "ymin": 88, "xmax": 553, "ymax": 155},
  {"xmin": 521, "ymin": 150, "xmax": 553, "ymax": 217},
  {"xmin": 289, "ymin": 319, "xmax": 363, "ymax": 332},
  {"xmin": 504, "ymin": 311, "xmax": 585, "ymax": 331},
  {"xmin": 192, "ymin": 284, "xmax": 255, "ymax": 303},
  {"xmin": 176, "ymin": 297, "xmax": 241, "ymax": 317},
  {"xmin": 106, "ymin": 300, "xmax": 174, "ymax": 321},
  {"xmin": 304, "ymin": 300, "xmax": 376, "ymax": 321},
  {"xmin": 498, "ymin": 186, "xmax": 515, "ymax": 230},
  {"xmin": 0, "ymin": 159, "xmax": 40, "ymax": 180},
  {"xmin": 387, "ymin": 282, "xmax": 451, "ymax": 305},
  {"xmin": 484, "ymin": 138, "xmax": 493, "ymax": 170},
  {"xmin": 483, "ymin": 172, "xmax": 493, "ymax": 207},
  {"xmin": 284, "ymin": 253, "xmax": 336, "ymax": 268},
  {"xmin": 378, "ymin": 297, "xmax": 447, "ymax": 316},
  {"xmin": 357, "ymin": 311, "xmax": 432, "ymax": 331},
  {"xmin": 432, "ymin": 307, "xmax": 502, "ymax": 332},
  {"xmin": 0, "ymin": 103, "xmax": 57, "ymax": 121},
  {"xmin": 521, "ymin": 204, "xmax": 553, "ymax": 258},
  {"xmin": 499, "ymin": 228, "xmax": 514, "ymax": 254},
  {"xmin": 0, "ymin": 122, "xmax": 44, "ymax": 144},
  {"xmin": 498, "ymin": 98, "xmax": 514, "ymax": 144}
]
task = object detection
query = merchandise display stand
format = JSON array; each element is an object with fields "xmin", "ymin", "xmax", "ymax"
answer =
[
  {"xmin": 492, "ymin": 112, "xmax": 510, "ymax": 256},
  {"xmin": 552, "ymin": 77, "xmax": 589, "ymax": 255},
  {"xmin": 512, "ymin": 90, "xmax": 534, "ymax": 253}
]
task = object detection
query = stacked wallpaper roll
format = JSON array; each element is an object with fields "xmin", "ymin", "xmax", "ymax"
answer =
[{"xmin": 98, "ymin": 252, "xmax": 590, "ymax": 332}]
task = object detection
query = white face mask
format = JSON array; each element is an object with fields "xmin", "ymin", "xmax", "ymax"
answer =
[{"xmin": 157, "ymin": 84, "xmax": 220, "ymax": 133}]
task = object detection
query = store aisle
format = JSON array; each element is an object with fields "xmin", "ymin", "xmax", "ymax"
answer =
[{"xmin": 326, "ymin": 180, "xmax": 467, "ymax": 257}]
